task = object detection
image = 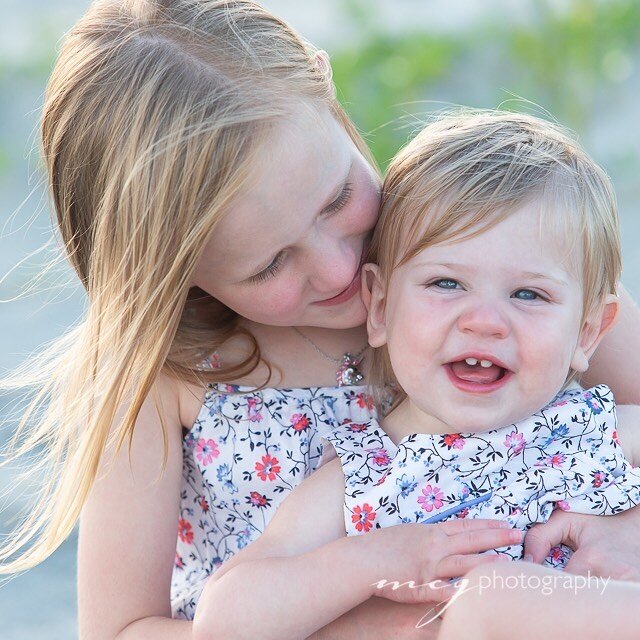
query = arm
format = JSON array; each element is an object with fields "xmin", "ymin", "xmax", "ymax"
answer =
[
  {"xmin": 193, "ymin": 456, "xmax": 524, "ymax": 640},
  {"xmin": 193, "ymin": 458, "xmax": 381, "ymax": 640},
  {"xmin": 77, "ymin": 372, "xmax": 191, "ymax": 639},
  {"xmin": 439, "ymin": 562, "xmax": 640, "ymax": 640},
  {"xmin": 584, "ymin": 285, "xmax": 640, "ymax": 404}
]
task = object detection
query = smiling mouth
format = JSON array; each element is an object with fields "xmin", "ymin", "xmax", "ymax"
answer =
[{"xmin": 445, "ymin": 356, "xmax": 512, "ymax": 393}]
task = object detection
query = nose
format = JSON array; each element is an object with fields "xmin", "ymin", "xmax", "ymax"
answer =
[
  {"xmin": 307, "ymin": 234, "xmax": 357, "ymax": 296},
  {"xmin": 457, "ymin": 299, "xmax": 510, "ymax": 339}
]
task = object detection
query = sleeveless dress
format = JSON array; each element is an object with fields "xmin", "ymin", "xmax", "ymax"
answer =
[
  {"xmin": 324, "ymin": 385, "xmax": 640, "ymax": 569},
  {"xmin": 170, "ymin": 382, "xmax": 378, "ymax": 619}
]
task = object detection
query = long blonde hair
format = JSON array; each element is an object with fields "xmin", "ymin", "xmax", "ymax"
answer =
[{"xmin": 0, "ymin": 0, "xmax": 376, "ymax": 574}]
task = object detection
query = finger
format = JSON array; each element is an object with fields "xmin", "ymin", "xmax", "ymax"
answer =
[
  {"xmin": 448, "ymin": 527, "xmax": 523, "ymax": 555},
  {"xmin": 524, "ymin": 515, "xmax": 572, "ymax": 564},
  {"xmin": 439, "ymin": 518, "xmax": 513, "ymax": 535},
  {"xmin": 437, "ymin": 552, "xmax": 510, "ymax": 579}
]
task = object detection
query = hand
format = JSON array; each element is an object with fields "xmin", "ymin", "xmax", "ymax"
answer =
[
  {"xmin": 366, "ymin": 518, "xmax": 523, "ymax": 604},
  {"xmin": 524, "ymin": 506, "xmax": 640, "ymax": 580}
]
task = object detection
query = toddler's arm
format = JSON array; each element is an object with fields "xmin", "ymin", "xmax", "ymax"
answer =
[{"xmin": 192, "ymin": 457, "xmax": 524, "ymax": 640}]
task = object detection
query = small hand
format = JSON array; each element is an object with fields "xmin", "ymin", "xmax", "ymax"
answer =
[
  {"xmin": 369, "ymin": 517, "xmax": 523, "ymax": 604},
  {"xmin": 524, "ymin": 506, "xmax": 640, "ymax": 580}
]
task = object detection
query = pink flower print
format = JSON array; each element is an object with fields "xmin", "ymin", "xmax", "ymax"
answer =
[
  {"xmin": 255, "ymin": 454, "xmax": 281, "ymax": 481},
  {"xmin": 549, "ymin": 546, "xmax": 565, "ymax": 563},
  {"xmin": 355, "ymin": 393, "xmax": 375, "ymax": 410},
  {"xmin": 443, "ymin": 433, "xmax": 466, "ymax": 450},
  {"xmin": 196, "ymin": 438, "xmax": 220, "ymax": 466},
  {"xmin": 247, "ymin": 491, "xmax": 271, "ymax": 508},
  {"xmin": 351, "ymin": 503, "xmax": 376, "ymax": 532},
  {"xmin": 178, "ymin": 518, "xmax": 194, "ymax": 544},
  {"xmin": 556, "ymin": 500, "xmax": 571, "ymax": 511},
  {"xmin": 291, "ymin": 413, "xmax": 311, "ymax": 433},
  {"xmin": 246, "ymin": 396, "xmax": 263, "ymax": 423},
  {"xmin": 199, "ymin": 496, "xmax": 209, "ymax": 513},
  {"xmin": 456, "ymin": 508, "xmax": 469, "ymax": 519},
  {"xmin": 612, "ymin": 430, "xmax": 621, "ymax": 446},
  {"xmin": 504, "ymin": 431, "xmax": 526, "ymax": 454},
  {"xmin": 366, "ymin": 447, "xmax": 391, "ymax": 467},
  {"xmin": 545, "ymin": 454, "xmax": 566, "ymax": 468},
  {"xmin": 175, "ymin": 553, "xmax": 184, "ymax": 569},
  {"xmin": 346, "ymin": 422, "xmax": 368, "ymax": 433},
  {"xmin": 418, "ymin": 485, "xmax": 444, "ymax": 513},
  {"xmin": 591, "ymin": 470, "xmax": 607, "ymax": 488},
  {"xmin": 375, "ymin": 471, "xmax": 389, "ymax": 486}
]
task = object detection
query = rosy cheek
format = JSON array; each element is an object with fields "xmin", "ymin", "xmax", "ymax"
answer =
[{"xmin": 260, "ymin": 280, "xmax": 304, "ymax": 318}]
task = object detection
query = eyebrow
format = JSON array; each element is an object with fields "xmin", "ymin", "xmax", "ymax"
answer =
[
  {"xmin": 414, "ymin": 262, "xmax": 569, "ymax": 287},
  {"xmin": 243, "ymin": 159, "xmax": 354, "ymax": 281}
]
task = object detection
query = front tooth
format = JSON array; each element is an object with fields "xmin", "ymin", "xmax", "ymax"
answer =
[
  {"xmin": 480, "ymin": 359, "xmax": 493, "ymax": 368},
  {"xmin": 465, "ymin": 358, "xmax": 478, "ymax": 366}
]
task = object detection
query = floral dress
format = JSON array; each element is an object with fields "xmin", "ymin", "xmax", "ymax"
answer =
[
  {"xmin": 170, "ymin": 382, "xmax": 378, "ymax": 619},
  {"xmin": 324, "ymin": 385, "xmax": 640, "ymax": 569}
]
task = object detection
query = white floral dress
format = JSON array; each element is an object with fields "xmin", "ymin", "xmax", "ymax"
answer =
[
  {"xmin": 170, "ymin": 382, "xmax": 378, "ymax": 619},
  {"xmin": 323, "ymin": 385, "xmax": 640, "ymax": 569}
]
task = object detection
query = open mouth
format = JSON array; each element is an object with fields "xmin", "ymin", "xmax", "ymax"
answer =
[{"xmin": 445, "ymin": 356, "xmax": 512, "ymax": 393}]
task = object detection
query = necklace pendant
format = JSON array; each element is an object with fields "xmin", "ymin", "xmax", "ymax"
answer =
[{"xmin": 337, "ymin": 353, "xmax": 364, "ymax": 387}]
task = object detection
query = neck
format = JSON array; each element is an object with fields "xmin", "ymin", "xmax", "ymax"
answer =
[{"xmin": 382, "ymin": 398, "xmax": 459, "ymax": 444}]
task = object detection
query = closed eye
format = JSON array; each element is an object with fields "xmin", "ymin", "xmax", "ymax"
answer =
[
  {"xmin": 323, "ymin": 181, "xmax": 353, "ymax": 215},
  {"xmin": 248, "ymin": 251, "xmax": 286, "ymax": 284}
]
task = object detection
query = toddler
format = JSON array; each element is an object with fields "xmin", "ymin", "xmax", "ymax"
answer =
[{"xmin": 191, "ymin": 111, "xmax": 640, "ymax": 640}]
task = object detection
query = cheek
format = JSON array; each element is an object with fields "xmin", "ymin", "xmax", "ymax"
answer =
[
  {"xmin": 245, "ymin": 280, "xmax": 305, "ymax": 323},
  {"xmin": 348, "ymin": 170, "xmax": 381, "ymax": 235}
]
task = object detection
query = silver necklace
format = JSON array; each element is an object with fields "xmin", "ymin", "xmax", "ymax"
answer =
[{"xmin": 292, "ymin": 327, "xmax": 368, "ymax": 387}]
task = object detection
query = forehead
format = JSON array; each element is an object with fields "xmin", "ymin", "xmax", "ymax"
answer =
[
  {"xmin": 404, "ymin": 201, "xmax": 581, "ymax": 280},
  {"xmin": 204, "ymin": 107, "xmax": 354, "ymax": 277}
]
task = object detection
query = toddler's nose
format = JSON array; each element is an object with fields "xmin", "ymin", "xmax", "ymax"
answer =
[{"xmin": 457, "ymin": 302, "xmax": 510, "ymax": 339}]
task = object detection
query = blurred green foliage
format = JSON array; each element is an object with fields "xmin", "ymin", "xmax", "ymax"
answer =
[
  {"xmin": 331, "ymin": 0, "xmax": 640, "ymax": 170},
  {"xmin": 1, "ymin": 0, "xmax": 639, "ymax": 177}
]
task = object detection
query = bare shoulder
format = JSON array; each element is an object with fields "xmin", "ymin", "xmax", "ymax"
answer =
[
  {"xmin": 177, "ymin": 377, "xmax": 210, "ymax": 429},
  {"xmin": 77, "ymin": 369, "xmax": 186, "ymax": 639}
]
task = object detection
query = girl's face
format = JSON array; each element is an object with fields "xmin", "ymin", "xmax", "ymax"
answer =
[
  {"xmin": 192, "ymin": 108, "xmax": 381, "ymax": 329},
  {"xmin": 366, "ymin": 202, "xmax": 617, "ymax": 433}
]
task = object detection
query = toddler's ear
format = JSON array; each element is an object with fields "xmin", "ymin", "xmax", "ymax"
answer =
[
  {"xmin": 571, "ymin": 293, "xmax": 620, "ymax": 372},
  {"xmin": 361, "ymin": 263, "xmax": 387, "ymax": 348}
]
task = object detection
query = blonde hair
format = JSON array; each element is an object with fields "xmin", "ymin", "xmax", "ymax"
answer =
[
  {"xmin": 0, "ymin": 0, "xmax": 376, "ymax": 574},
  {"xmin": 368, "ymin": 109, "xmax": 620, "ymax": 398}
]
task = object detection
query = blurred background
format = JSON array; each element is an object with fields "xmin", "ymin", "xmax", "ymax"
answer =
[{"xmin": 0, "ymin": 0, "xmax": 638, "ymax": 636}]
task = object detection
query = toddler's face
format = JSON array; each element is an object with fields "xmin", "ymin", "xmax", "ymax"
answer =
[{"xmin": 367, "ymin": 202, "xmax": 612, "ymax": 433}]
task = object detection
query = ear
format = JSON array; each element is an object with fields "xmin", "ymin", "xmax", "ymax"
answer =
[
  {"xmin": 361, "ymin": 263, "xmax": 388, "ymax": 348},
  {"xmin": 571, "ymin": 293, "xmax": 620, "ymax": 372},
  {"xmin": 313, "ymin": 50, "xmax": 333, "ymax": 79}
]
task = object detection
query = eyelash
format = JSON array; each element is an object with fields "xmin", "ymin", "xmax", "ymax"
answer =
[
  {"xmin": 428, "ymin": 279, "xmax": 549, "ymax": 301},
  {"xmin": 249, "ymin": 251, "xmax": 286, "ymax": 284},
  {"xmin": 323, "ymin": 182, "xmax": 353, "ymax": 215},
  {"xmin": 249, "ymin": 182, "xmax": 354, "ymax": 284}
]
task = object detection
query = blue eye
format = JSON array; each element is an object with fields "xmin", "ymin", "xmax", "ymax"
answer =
[
  {"xmin": 431, "ymin": 278, "xmax": 460, "ymax": 290},
  {"xmin": 513, "ymin": 289, "xmax": 540, "ymax": 301}
]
